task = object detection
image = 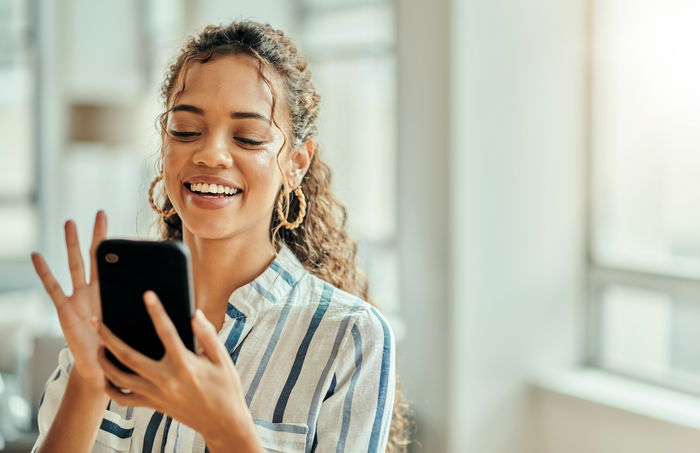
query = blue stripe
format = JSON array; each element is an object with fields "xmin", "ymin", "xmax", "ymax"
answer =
[
  {"xmin": 305, "ymin": 303, "xmax": 361, "ymax": 452},
  {"xmin": 337, "ymin": 323, "xmax": 363, "ymax": 453},
  {"xmin": 159, "ymin": 416, "xmax": 173, "ymax": 453},
  {"xmin": 99, "ymin": 418, "xmax": 134, "ymax": 439},
  {"xmin": 311, "ymin": 432, "xmax": 319, "ymax": 452},
  {"xmin": 142, "ymin": 412, "xmax": 164, "ymax": 453},
  {"xmin": 273, "ymin": 283, "xmax": 333, "ymax": 423},
  {"xmin": 224, "ymin": 315, "xmax": 247, "ymax": 354},
  {"xmin": 270, "ymin": 260, "xmax": 297, "ymax": 286},
  {"xmin": 368, "ymin": 307, "xmax": 392, "ymax": 452},
  {"xmin": 173, "ymin": 421, "xmax": 182, "ymax": 451},
  {"xmin": 251, "ymin": 280, "xmax": 277, "ymax": 303},
  {"xmin": 225, "ymin": 302, "xmax": 245, "ymax": 319},
  {"xmin": 38, "ymin": 390, "xmax": 46, "ymax": 409},
  {"xmin": 231, "ymin": 343, "xmax": 243, "ymax": 364},
  {"xmin": 245, "ymin": 285, "xmax": 299, "ymax": 406},
  {"xmin": 38, "ymin": 368, "xmax": 62, "ymax": 409},
  {"xmin": 254, "ymin": 418, "xmax": 307, "ymax": 434},
  {"xmin": 324, "ymin": 374, "xmax": 337, "ymax": 401}
]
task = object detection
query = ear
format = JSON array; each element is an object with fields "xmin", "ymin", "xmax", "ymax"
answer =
[{"xmin": 285, "ymin": 139, "xmax": 315, "ymax": 188}]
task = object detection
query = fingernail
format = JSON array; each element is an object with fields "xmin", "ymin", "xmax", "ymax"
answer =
[
  {"xmin": 195, "ymin": 309, "xmax": 205, "ymax": 322},
  {"xmin": 144, "ymin": 291, "xmax": 155, "ymax": 306}
]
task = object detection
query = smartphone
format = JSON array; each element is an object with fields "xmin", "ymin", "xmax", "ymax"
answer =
[{"xmin": 96, "ymin": 239, "xmax": 196, "ymax": 374}]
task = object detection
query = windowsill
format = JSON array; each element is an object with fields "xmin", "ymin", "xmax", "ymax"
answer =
[{"xmin": 530, "ymin": 367, "xmax": 700, "ymax": 432}]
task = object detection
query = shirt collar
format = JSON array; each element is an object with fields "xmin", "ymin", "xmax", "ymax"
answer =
[{"xmin": 225, "ymin": 242, "xmax": 307, "ymax": 320}]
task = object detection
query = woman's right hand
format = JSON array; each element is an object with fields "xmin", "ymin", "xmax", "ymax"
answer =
[{"xmin": 31, "ymin": 210, "xmax": 108, "ymax": 389}]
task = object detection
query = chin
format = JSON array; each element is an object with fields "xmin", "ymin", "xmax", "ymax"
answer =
[{"xmin": 182, "ymin": 216, "xmax": 239, "ymax": 240}]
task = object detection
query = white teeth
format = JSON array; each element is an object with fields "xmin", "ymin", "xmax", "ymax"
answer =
[{"xmin": 188, "ymin": 182, "xmax": 241, "ymax": 195}]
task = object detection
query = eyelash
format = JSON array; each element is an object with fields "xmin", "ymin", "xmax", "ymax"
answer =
[
  {"xmin": 169, "ymin": 130, "xmax": 264, "ymax": 146},
  {"xmin": 235, "ymin": 137, "xmax": 264, "ymax": 146}
]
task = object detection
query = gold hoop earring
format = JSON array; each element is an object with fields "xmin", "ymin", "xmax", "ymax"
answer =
[
  {"xmin": 148, "ymin": 173, "xmax": 177, "ymax": 218},
  {"xmin": 276, "ymin": 186, "xmax": 307, "ymax": 229}
]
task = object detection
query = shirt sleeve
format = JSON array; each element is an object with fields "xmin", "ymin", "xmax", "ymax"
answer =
[
  {"xmin": 31, "ymin": 345, "xmax": 72, "ymax": 453},
  {"xmin": 313, "ymin": 306, "xmax": 396, "ymax": 452},
  {"xmin": 31, "ymin": 347, "xmax": 136, "ymax": 453}
]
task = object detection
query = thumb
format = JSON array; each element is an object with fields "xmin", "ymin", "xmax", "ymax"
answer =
[{"xmin": 192, "ymin": 309, "xmax": 226, "ymax": 364}]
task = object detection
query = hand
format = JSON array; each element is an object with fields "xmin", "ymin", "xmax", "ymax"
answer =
[
  {"xmin": 31, "ymin": 211, "xmax": 108, "ymax": 389},
  {"xmin": 95, "ymin": 291, "xmax": 262, "ymax": 451}
]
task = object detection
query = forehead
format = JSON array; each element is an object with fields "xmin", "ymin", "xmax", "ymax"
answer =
[{"xmin": 173, "ymin": 54, "xmax": 281, "ymax": 117}]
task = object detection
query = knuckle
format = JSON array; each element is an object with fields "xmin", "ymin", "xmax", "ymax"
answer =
[
  {"xmin": 120, "ymin": 349, "xmax": 135, "ymax": 364},
  {"xmin": 163, "ymin": 328, "xmax": 179, "ymax": 344},
  {"xmin": 163, "ymin": 378, "xmax": 178, "ymax": 394}
]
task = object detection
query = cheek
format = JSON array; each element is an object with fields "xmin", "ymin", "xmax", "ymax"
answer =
[
  {"xmin": 245, "ymin": 151, "xmax": 284, "ymax": 195},
  {"xmin": 162, "ymin": 147, "xmax": 186, "ymax": 199}
]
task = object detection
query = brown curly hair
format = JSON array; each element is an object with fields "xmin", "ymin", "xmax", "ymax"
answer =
[{"xmin": 149, "ymin": 20, "xmax": 414, "ymax": 452}]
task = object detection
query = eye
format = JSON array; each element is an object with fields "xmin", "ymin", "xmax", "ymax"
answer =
[
  {"xmin": 235, "ymin": 137, "xmax": 265, "ymax": 147},
  {"xmin": 169, "ymin": 130, "xmax": 200, "ymax": 139}
]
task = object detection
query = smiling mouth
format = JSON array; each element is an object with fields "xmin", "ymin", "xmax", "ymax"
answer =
[{"xmin": 184, "ymin": 182, "xmax": 243, "ymax": 198}]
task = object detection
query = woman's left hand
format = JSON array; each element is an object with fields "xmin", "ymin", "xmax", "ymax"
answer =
[{"xmin": 93, "ymin": 291, "xmax": 262, "ymax": 453}]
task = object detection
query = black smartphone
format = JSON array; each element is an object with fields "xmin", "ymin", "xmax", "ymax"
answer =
[{"xmin": 96, "ymin": 239, "xmax": 196, "ymax": 374}]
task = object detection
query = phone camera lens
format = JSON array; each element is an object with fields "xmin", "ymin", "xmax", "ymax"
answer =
[{"xmin": 105, "ymin": 253, "xmax": 119, "ymax": 263}]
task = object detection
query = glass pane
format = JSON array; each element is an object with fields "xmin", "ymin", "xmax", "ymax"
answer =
[
  {"xmin": 0, "ymin": 0, "xmax": 34, "ymax": 197},
  {"xmin": 592, "ymin": 0, "xmax": 700, "ymax": 274},
  {"xmin": 598, "ymin": 283, "xmax": 700, "ymax": 390},
  {"xmin": 302, "ymin": 0, "xmax": 387, "ymax": 12},
  {"xmin": 0, "ymin": 68, "xmax": 34, "ymax": 197},
  {"xmin": 0, "ymin": 0, "xmax": 36, "ymax": 261},
  {"xmin": 302, "ymin": 3, "xmax": 394, "ymax": 56},
  {"xmin": 0, "ymin": 204, "xmax": 38, "ymax": 258},
  {"xmin": 312, "ymin": 55, "xmax": 397, "ymax": 241},
  {"xmin": 600, "ymin": 285, "xmax": 671, "ymax": 377}
]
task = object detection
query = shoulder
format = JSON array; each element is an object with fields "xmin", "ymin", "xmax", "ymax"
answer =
[{"xmin": 294, "ymin": 272, "xmax": 394, "ymax": 344}]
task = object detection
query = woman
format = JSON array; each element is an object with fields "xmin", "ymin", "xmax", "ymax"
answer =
[{"xmin": 29, "ymin": 20, "xmax": 412, "ymax": 453}]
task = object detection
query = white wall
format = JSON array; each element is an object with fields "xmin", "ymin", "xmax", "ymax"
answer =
[
  {"xmin": 447, "ymin": 0, "xmax": 587, "ymax": 451},
  {"xmin": 396, "ymin": 0, "xmax": 451, "ymax": 451},
  {"xmin": 534, "ymin": 388, "xmax": 700, "ymax": 453}
]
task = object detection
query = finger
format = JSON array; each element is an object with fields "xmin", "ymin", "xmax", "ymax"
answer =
[
  {"xmin": 97, "ymin": 346, "xmax": 151, "ymax": 394},
  {"xmin": 97, "ymin": 321, "xmax": 159, "ymax": 380},
  {"xmin": 89, "ymin": 210, "xmax": 108, "ymax": 285},
  {"xmin": 192, "ymin": 309, "xmax": 227, "ymax": 365},
  {"xmin": 30, "ymin": 252, "xmax": 67, "ymax": 307},
  {"xmin": 64, "ymin": 220, "xmax": 87, "ymax": 293},
  {"xmin": 144, "ymin": 291, "xmax": 187, "ymax": 364}
]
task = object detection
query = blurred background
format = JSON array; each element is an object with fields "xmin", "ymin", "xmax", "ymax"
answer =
[{"xmin": 2, "ymin": 0, "xmax": 700, "ymax": 452}]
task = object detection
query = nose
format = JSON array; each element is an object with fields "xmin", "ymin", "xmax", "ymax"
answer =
[{"xmin": 192, "ymin": 132, "xmax": 234, "ymax": 168}]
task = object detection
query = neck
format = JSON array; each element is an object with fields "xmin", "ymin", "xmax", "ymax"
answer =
[{"xmin": 182, "ymin": 227, "xmax": 277, "ymax": 330}]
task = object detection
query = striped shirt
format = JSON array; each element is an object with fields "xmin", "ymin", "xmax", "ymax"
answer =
[{"xmin": 32, "ymin": 243, "xmax": 396, "ymax": 453}]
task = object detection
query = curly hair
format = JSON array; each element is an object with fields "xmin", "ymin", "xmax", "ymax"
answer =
[{"xmin": 149, "ymin": 20, "xmax": 414, "ymax": 452}]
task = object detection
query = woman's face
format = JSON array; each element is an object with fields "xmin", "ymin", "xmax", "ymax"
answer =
[{"xmin": 162, "ymin": 54, "xmax": 304, "ymax": 241}]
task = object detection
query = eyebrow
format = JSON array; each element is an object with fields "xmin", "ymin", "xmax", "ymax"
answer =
[{"xmin": 171, "ymin": 104, "xmax": 270, "ymax": 124}]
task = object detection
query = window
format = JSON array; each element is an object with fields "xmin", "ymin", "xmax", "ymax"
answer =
[
  {"xmin": 299, "ymin": 0, "xmax": 401, "ymax": 329},
  {"xmin": 588, "ymin": 0, "xmax": 700, "ymax": 391},
  {"xmin": 0, "ymin": 0, "xmax": 38, "ymax": 290}
]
